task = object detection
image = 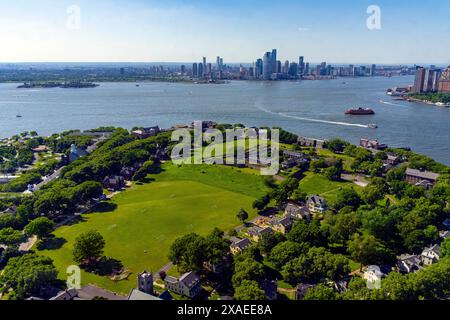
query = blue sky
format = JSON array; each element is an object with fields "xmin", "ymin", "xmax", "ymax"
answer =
[{"xmin": 1, "ymin": 0, "xmax": 449, "ymax": 64}]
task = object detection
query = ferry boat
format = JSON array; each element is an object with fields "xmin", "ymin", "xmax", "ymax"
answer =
[{"xmin": 345, "ymin": 107, "xmax": 375, "ymax": 115}]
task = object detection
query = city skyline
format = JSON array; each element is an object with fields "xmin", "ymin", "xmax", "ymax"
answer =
[{"xmin": 1, "ymin": 0, "xmax": 450, "ymax": 64}]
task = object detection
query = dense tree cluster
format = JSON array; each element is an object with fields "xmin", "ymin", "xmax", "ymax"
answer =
[
  {"xmin": 168, "ymin": 228, "xmax": 230, "ymax": 272},
  {"xmin": 0, "ymin": 254, "xmax": 58, "ymax": 299}
]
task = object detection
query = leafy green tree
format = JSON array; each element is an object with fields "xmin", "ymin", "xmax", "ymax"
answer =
[
  {"xmin": 24, "ymin": 217, "xmax": 55, "ymax": 239},
  {"xmin": 234, "ymin": 280, "xmax": 266, "ymax": 300},
  {"xmin": 205, "ymin": 228, "xmax": 229, "ymax": 265},
  {"xmin": 287, "ymin": 219, "xmax": 326, "ymax": 247},
  {"xmin": 0, "ymin": 228, "xmax": 24, "ymax": 247},
  {"xmin": 73, "ymin": 230, "xmax": 106, "ymax": 265},
  {"xmin": 169, "ymin": 233, "xmax": 207, "ymax": 271},
  {"xmin": 252, "ymin": 195, "xmax": 270, "ymax": 211},
  {"xmin": 234, "ymin": 245, "xmax": 263, "ymax": 263},
  {"xmin": 269, "ymin": 241, "xmax": 310, "ymax": 269},
  {"xmin": 423, "ymin": 225, "xmax": 439, "ymax": 244},
  {"xmin": 291, "ymin": 189, "xmax": 307, "ymax": 203},
  {"xmin": 325, "ymin": 139, "xmax": 349, "ymax": 153},
  {"xmin": 326, "ymin": 210, "xmax": 360, "ymax": 246},
  {"xmin": 0, "ymin": 254, "xmax": 57, "ymax": 299},
  {"xmin": 303, "ymin": 284, "xmax": 339, "ymax": 300},
  {"xmin": 348, "ymin": 233, "xmax": 395, "ymax": 271},
  {"xmin": 282, "ymin": 247, "xmax": 350, "ymax": 284},
  {"xmin": 236, "ymin": 209, "xmax": 249, "ymax": 224},
  {"xmin": 132, "ymin": 160, "xmax": 160, "ymax": 182},
  {"xmin": 378, "ymin": 272, "xmax": 416, "ymax": 300},
  {"xmin": 232, "ymin": 258, "xmax": 265, "ymax": 288},
  {"xmin": 360, "ymin": 208, "xmax": 397, "ymax": 242},
  {"xmin": 332, "ymin": 188, "xmax": 362, "ymax": 211},
  {"xmin": 440, "ymin": 238, "xmax": 450, "ymax": 258},
  {"xmin": 341, "ymin": 277, "xmax": 377, "ymax": 300},
  {"xmin": 258, "ymin": 232, "xmax": 285, "ymax": 255}
]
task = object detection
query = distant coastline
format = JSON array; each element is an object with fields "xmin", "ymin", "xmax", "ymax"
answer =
[{"xmin": 17, "ymin": 81, "xmax": 99, "ymax": 89}]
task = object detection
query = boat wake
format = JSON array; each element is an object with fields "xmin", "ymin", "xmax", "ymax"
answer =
[
  {"xmin": 379, "ymin": 100, "xmax": 406, "ymax": 107},
  {"xmin": 256, "ymin": 105, "xmax": 369, "ymax": 128}
]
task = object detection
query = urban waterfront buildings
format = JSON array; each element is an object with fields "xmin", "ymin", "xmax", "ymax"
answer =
[
  {"xmin": 413, "ymin": 66, "xmax": 450, "ymax": 93},
  {"xmin": 185, "ymin": 49, "xmax": 415, "ymax": 81}
]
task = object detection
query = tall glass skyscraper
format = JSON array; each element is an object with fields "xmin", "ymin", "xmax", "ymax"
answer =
[{"xmin": 263, "ymin": 52, "xmax": 271, "ymax": 80}]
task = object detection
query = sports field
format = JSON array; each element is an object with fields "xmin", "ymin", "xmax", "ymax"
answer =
[{"xmin": 39, "ymin": 163, "xmax": 269, "ymax": 295}]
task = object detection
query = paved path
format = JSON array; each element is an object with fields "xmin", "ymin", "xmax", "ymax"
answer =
[
  {"xmin": 34, "ymin": 167, "xmax": 63, "ymax": 191},
  {"xmin": 154, "ymin": 262, "xmax": 174, "ymax": 279}
]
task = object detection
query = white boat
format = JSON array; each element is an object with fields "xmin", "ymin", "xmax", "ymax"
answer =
[{"xmin": 368, "ymin": 124, "xmax": 378, "ymax": 129}]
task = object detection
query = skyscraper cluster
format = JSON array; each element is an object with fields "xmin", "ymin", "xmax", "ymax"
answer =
[
  {"xmin": 192, "ymin": 56, "xmax": 224, "ymax": 80},
  {"xmin": 250, "ymin": 49, "xmax": 307, "ymax": 80},
  {"xmin": 188, "ymin": 50, "xmax": 387, "ymax": 81}
]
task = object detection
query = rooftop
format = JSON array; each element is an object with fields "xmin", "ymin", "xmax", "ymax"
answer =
[{"xmin": 406, "ymin": 168, "xmax": 440, "ymax": 181}]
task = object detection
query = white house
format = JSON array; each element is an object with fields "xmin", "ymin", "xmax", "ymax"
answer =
[
  {"xmin": 306, "ymin": 195, "xmax": 328, "ymax": 214},
  {"xmin": 363, "ymin": 265, "xmax": 385, "ymax": 289},
  {"xmin": 164, "ymin": 271, "xmax": 202, "ymax": 298},
  {"xmin": 421, "ymin": 244, "xmax": 441, "ymax": 266}
]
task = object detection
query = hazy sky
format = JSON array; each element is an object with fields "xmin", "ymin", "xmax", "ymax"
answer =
[{"xmin": 1, "ymin": 0, "xmax": 449, "ymax": 64}]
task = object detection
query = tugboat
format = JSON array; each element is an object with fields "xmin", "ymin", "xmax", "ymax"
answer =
[
  {"xmin": 345, "ymin": 107, "xmax": 375, "ymax": 115},
  {"xmin": 16, "ymin": 112, "xmax": 22, "ymax": 118}
]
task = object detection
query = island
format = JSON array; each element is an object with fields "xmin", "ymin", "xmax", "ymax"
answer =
[
  {"xmin": 0, "ymin": 123, "xmax": 449, "ymax": 302},
  {"xmin": 17, "ymin": 81, "xmax": 99, "ymax": 89}
]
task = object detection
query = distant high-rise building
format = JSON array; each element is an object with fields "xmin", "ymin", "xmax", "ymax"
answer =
[
  {"xmin": 271, "ymin": 49, "xmax": 277, "ymax": 75},
  {"xmin": 198, "ymin": 63, "xmax": 203, "ymax": 79},
  {"xmin": 202, "ymin": 57, "xmax": 207, "ymax": 76},
  {"xmin": 120, "ymin": 67, "xmax": 125, "ymax": 75},
  {"xmin": 371, "ymin": 64, "xmax": 376, "ymax": 76},
  {"xmin": 415, "ymin": 67, "xmax": 442, "ymax": 93},
  {"xmin": 320, "ymin": 62, "xmax": 327, "ymax": 76},
  {"xmin": 207, "ymin": 63, "xmax": 212, "ymax": 77},
  {"xmin": 284, "ymin": 60, "xmax": 289, "ymax": 75},
  {"xmin": 305, "ymin": 62, "xmax": 310, "ymax": 75},
  {"xmin": 414, "ymin": 67, "xmax": 426, "ymax": 93},
  {"xmin": 192, "ymin": 63, "xmax": 198, "ymax": 78},
  {"xmin": 299, "ymin": 56, "xmax": 305, "ymax": 75},
  {"xmin": 255, "ymin": 59, "xmax": 263, "ymax": 79},
  {"xmin": 277, "ymin": 60, "xmax": 282, "ymax": 74},
  {"xmin": 180, "ymin": 65, "xmax": 186, "ymax": 75},
  {"xmin": 249, "ymin": 66, "xmax": 254, "ymax": 78},
  {"xmin": 289, "ymin": 62, "xmax": 298, "ymax": 77},
  {"xmin": 438, "ymin": 67, "xmax": 450, "ymax": 93},
  {"xmin": 263, "ymin": 52, "xmax": 271, "ymax": 80}
]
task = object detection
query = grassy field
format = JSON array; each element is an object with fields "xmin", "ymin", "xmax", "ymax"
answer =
[
  {"xmin": 39, "ymin": 163, "xmax": 269, "ymax": 295},
  {"xmin": 299, "ymin": 172, "xmax": 362, "ymax": 203}
]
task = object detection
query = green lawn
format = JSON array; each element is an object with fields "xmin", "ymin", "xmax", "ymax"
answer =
[
  {"xmin": 299, "ymin": 172, "xmax": 362, "ymax": 203},
  {"xmin": 39, "ymin": 163, "xmax": 269, "ymax": 295}
]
